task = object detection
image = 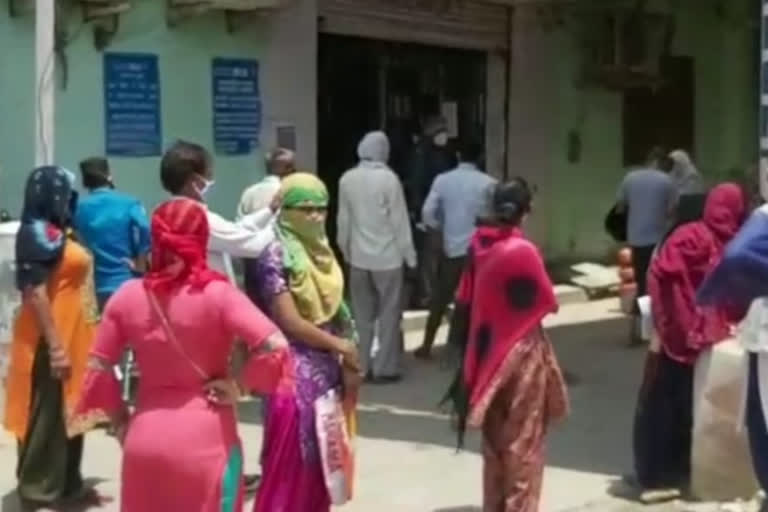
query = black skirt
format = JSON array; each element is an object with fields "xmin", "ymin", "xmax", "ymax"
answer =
[{"xmin": 632, "ymin": 351, "xmax": 694, "ymax": 490}]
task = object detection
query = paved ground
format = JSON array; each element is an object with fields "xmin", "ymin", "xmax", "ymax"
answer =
[{"xmin": 0, "ymin": 299, "xmax": 690, "ymax": 511}]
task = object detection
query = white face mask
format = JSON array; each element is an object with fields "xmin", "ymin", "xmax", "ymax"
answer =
[
  {"xmin": 433, "ymin": 132, "xmax": 449, "ymax": 147},
  {"xmin": 194, "ymin": 177, "xmax": 215, "ymax": 201}
]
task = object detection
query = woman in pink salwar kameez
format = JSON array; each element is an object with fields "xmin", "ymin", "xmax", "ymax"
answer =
[{"xmin": 70, "ymin": 198, "xmax": 291, "ymax": 512}]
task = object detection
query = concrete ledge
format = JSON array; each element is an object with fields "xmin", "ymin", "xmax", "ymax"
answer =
[{"xmin": 554, "ymin": 284, "xmax": 589, "ymax": 306}]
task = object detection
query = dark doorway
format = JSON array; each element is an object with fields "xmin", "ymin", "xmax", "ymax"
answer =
[
  {"xmin": 623, "ymin": 56, "xmax": 695, "ymax": 165},
  {"xmin": 317, "ymin": 34, "xmax": 487, "ymax": 254}
]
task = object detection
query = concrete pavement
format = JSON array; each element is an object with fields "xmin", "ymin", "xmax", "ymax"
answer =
[{"xmin": 0, "ymin": 299, "xmax": 685, "ymax": 511}]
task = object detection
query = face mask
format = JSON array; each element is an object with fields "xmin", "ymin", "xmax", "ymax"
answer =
[
  {"xmin": 194, "ymin": 177, "xmax": 215, "ymax": 200},
  {"xmin": 433, "ymin": 132, "xmax": 449, "ymax": 147},
  {"xmin": 282, "ymin": 209, "xmax": 326, "ymax": 240}
]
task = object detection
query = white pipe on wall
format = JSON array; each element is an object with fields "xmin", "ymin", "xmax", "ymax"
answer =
[{"xmin": 35, "ymin": 0, "xmax": 56, "ymax": 167}]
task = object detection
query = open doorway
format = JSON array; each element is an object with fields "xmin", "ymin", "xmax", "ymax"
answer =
[
  {"xmin": 623, "ymin": 56, "xmax": 695, "ymax": 165},
  {"xmin": 317, "ymin": 34, "xmax": 487, "ymax": 254}
]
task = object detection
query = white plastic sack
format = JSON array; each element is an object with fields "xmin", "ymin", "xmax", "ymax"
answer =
[
  {"xmin": 314, "ymin": 389, "xmax": 354, "ymax": 506},
  {"xmin": 637, "ymin": 295, "xmax": 653, "ymax": 341},
  {"xmin": 691, "ymin": 340, "xmax": 758, "ymax": 501}
]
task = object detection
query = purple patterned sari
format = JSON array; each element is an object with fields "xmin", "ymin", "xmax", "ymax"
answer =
[{"xmin": 245, "ymin": 242, "xmax": 341, "ymax": 512}]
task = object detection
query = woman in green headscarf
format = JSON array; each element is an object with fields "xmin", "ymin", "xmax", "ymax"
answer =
[{"xmin": 245, "ymin": 173, "xmax": 360, "ymax": 511}]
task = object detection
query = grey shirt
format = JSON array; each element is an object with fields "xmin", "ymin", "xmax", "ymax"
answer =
[{"xmin": 617, "ymin": 168, "xmax": 676, "ymax": 247}]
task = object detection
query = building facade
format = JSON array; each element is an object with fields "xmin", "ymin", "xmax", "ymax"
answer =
[{"xmin": 0, "ymin": 0, "xmax": 758, "ymax": 261}]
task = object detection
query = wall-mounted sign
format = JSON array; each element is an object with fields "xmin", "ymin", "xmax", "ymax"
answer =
[
  {"xmin": 276, "ymin": 124, "xmax": 297, "ymax": 151},
  {"xmin": 212, "ymin": 58, "xmax": 261, "ymax": 156},
  {"xmin": 104, "ymin": 53, "xmax": 162, "ymax": 157}
]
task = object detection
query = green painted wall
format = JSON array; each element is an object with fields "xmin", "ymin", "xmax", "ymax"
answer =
[
  {"xmin": 538, "ymin": 0, "xmax": 758, "ymax": 261},
  {"xmin": 0, "ymin": 2, "xmax": 268, "ymax": 218}
]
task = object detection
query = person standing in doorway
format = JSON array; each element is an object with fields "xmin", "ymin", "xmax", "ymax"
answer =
[
  {"xmin": 337, "ymin": 131, "xmax": 416, "ymax": 382},
  {"xmin": 415, "ymin": 140, "xmax": 496, "ymax": 359},
  {"xmin": 405, "ymin": 116, "xmax": 457, "ymax": 308},
  {"xmin": 615, "ymin": 147, "xmax": 677, "ymax": 343},
  {"xmin": 73, "ymin": 157, "xmax": 151, "ymax": 311},
  {"xmin": 237, "ymin": 147, "xmax": 296, "ymax": 219}
]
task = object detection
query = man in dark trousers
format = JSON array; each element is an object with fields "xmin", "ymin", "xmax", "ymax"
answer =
[
  {"xmin": 415, "ymin": 140, "xmax": 495, "ymax": 359},
  {"xmin": 405, "ymin": 116, "xmax": 457, "ymax": 309}
]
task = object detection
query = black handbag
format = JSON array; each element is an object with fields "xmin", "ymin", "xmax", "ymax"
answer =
[{"xmin": 604, "ymin": 204, "xmax": 627, "ymax": 243}]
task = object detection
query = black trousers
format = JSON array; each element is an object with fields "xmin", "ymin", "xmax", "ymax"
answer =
[
  {"xmin": 632, "ymin": 245, "xmax": 656, "ymax": 313},
  {"xmin": 412, "ymin": 228, "xmax": 441, "ymax": 309},
  {"xmin": 421, "ymin": 255, "xmax": 467, "ymax": 351},
  {"xmin": 633, "ymin": 352, "xmax": 693, "ymax": 490}
]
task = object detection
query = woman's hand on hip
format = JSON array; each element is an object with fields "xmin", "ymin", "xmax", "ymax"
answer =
[{"xmin": 204, "ymin": 379, "xmax": 241, "ymax": 406}]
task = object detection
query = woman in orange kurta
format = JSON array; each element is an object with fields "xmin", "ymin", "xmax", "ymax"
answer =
[{"xmin": 3, "ymin": 166, "xmax": 100, "ymax": 509}]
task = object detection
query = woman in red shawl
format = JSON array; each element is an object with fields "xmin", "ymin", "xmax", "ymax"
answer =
[
  {"xmin": 70, "ymin": 198, "xmax": 293, "ymax": 512},
  {"xmin": 632, "ymin": 183, "xmax": 747, "ymax": 502},
  {"xmin": 443, "ymin": 178, "xmax": 569, "ymax": 512}
]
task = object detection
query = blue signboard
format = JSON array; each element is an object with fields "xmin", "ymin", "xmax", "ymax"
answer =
[
  {"xmin": 212, "ymin": 58, "xmax": 261, "ymax": 155},
  {"xmin": 104, "ymin": 53, "xmax": 162, "ymax": 157}
]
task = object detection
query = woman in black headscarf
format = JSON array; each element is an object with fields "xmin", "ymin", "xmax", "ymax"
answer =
[{"xmin": 3, "ymin": 166, "xmax": 102, "ymax": 508}]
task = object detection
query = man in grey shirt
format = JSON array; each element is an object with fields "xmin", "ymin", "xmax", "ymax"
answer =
[{"xmin": 616, "ymin": 149, "xmax": 676, "ymax": 309}]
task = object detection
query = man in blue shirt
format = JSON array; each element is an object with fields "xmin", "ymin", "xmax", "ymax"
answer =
[
  {"xmin": 416, "ymin": 140, "xmax": 496, "ymax": 359},
  {"xmin": 74, "ymin": 157, "xmax": 151, "ymax": 309}
]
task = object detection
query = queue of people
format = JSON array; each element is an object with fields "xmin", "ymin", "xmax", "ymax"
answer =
[
  {"xmin": 0, "ymin": 121, "xmax": 570, "ymax": 512},
  {"xmin": 12, "ymin": 129, "xmax": 768, "ymax": 512}
]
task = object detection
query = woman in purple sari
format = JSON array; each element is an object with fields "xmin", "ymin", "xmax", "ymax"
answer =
[{"xmin": 244, "ymin": 173, "xmax": 360, "ymax": 511}]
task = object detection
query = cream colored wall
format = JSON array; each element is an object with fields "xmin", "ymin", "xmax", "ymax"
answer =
[{"xmin": 507, "ymin": 1, "xmax": 757, "ymax": 261}]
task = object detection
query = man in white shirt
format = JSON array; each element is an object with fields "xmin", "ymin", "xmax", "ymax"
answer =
[
  {"xmin": 416, "ymin": 140, "xmax": 496, "ymax": 359},
  {"xmin": 237, "ymin": 148, "xmax": 295, "ymax": 220},
  {"xmin": 160, "ymin": 140, "xmax": 277, "ymax": 283},
  {"xmin": 338, "ymin": 131, "xmax": 416, "ymax": 382}
]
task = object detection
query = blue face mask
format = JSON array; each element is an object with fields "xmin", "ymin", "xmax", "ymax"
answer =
[{"xmin": 194, "ymin": 177, "xmax": 215, "ymax": 200}]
